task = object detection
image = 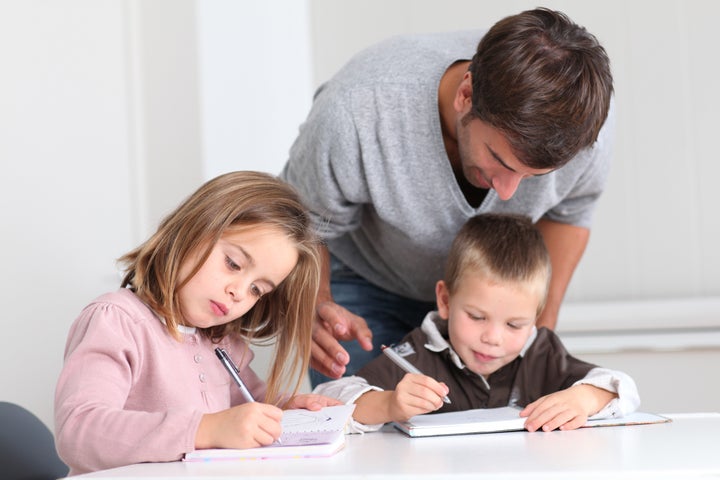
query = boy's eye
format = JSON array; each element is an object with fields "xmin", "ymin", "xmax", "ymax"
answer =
[
  {"xmin": 507, "ymin": 322, "xmax": 530, "ymax": 330},
  {"xmin": 468, "ymin": 313, "xmax": 485, "ymax": 321}
]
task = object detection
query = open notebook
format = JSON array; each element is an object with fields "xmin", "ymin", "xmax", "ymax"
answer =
[
  {"xmin": 184, "ymin": 404, "xmax": 355, "ymax": 461},
  {"xmin": 394, "ymin": 406, "xmax": 670, "ymax": 438}
]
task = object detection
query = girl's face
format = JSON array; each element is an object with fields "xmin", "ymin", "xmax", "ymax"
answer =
[
  {"xmin": 177, "ymin": 225, "xmax": 299, "ymax": 328},
  {"xmin": 436, "ymin": 272, "xmax": 540, "ymax": 378}
]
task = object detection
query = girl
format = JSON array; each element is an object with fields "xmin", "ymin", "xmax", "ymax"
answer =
[{"xmin": 54, "ymin": 171, "xmax": 341, "ymax": 475}]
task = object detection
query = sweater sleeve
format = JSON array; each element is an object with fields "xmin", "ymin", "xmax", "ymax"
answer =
[
  {"xmin": 280, "ymin": 84, "xmax": 370, "ymax": 240},
  {"xmin": 544, "ymin": 98, "xmax": 615, "ymax": 229},
  {"xmin": 54, "ymin": 301, "xmax": 202, "ymax": 474}
]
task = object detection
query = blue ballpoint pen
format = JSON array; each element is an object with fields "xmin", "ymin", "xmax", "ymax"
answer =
[
  {"xmin": 382, "ymin": 344, "xmax": 451, "ymax": 404},
  {"xmin": 215, "ymin": 347, "xmax": 255, "ymax": 403}
]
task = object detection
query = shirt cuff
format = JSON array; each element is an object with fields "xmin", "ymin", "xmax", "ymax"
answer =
[
  {"xmin": 312, "ymin": 376, "xmax": 385, "ymax": 433},
  {"xmin": 573, "ymin": 367, "xmax": 641, "ymax": 419}
]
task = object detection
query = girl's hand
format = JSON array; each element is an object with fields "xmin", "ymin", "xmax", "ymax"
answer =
[
  {"xmin": 284, "ymin": 393, "xmax": 343, "ymax": 411},
  {"xmin": 195, "ymin": 402, "xmax": 283, "ymax": 449},
  {"xmin": 520, "ymin": 384, "xmax": 616, "ymax": 432},
  {"xmin": 388, "ymin": 373, "xmax": 449, "ymax": 422}
]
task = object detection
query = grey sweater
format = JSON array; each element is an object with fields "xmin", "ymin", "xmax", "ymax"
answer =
[{"xmin": 281, "ymin": 30, "xmax": 614, "ymax": 301}]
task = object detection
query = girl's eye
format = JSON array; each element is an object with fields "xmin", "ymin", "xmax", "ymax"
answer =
[
  {"xmin": 225, "ymin": 256, "xmax": 241, "ymax": 270},
  {"xmin": 250, "ymin": 283, "xmax": 263, "ymax": 298},
  {"xmin": 507, "ymin": 323, "xmax": 520, "ymax": 330},
  {"xmin": 468, "ymin": 313, "xmax": 485, "ymax": 321}
]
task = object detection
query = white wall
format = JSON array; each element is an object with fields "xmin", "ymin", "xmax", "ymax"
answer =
[
  {"xmin": 196, "ymin": 0, "xmax": 313, "ymax": 178},
  {"xmin": 1, "ymin": 0, "xmax": 137, "ymax": 430},
  {"xmin": 308, "ymin": 0, "xmax": 720, "ymax": 304},
  {"xmin": 2, "ymin": 0, "xmax": 719, "ymax": 432}
]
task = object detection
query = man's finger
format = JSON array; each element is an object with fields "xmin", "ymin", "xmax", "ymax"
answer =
[
  {"xmin": 347, "ymin": 317, "xmax": 373, "ymax": 351},
  {"xmin": 310, "ymin": 327, "xmax": 348, "ymax": 378},
  {"xmin": 316, "ymin": 302, "xmax": 351, "ymax": 338}
]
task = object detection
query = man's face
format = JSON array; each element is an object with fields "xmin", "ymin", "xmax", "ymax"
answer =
[{"xmin": 455, "ymin": 115, "xmax": 552, "ymax": 201}]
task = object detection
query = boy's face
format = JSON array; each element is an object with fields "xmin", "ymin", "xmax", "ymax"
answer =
[{"xmin": 435, "ymin": 272, "xmax": 540, "ymax": 378}]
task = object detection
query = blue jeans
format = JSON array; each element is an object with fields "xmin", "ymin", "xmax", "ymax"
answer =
[{"xmin": 309, "ymin": 255, "xmax": 436, "ymax": 388}]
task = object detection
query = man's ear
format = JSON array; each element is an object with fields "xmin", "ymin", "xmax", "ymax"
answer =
[
  {"xmin": 435, "ymin": 280, "xmax": 451, "ymax": 320},
  {"xmin": 453, "ymin": 72, "xmax": 473, "ymax": 114}
]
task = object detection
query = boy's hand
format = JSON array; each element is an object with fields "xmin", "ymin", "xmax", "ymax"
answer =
[
  {"xmin": 196, "ymin": 402, "xmax": 283, "ymax": 449},
  {"xmin": 284, "ymin": 393, "xmax": 343, "ymax": 411},
  {"xmin": 387, "ymin": 373, "xmax": 450, "ymax": 422},
  {"xmin": 520, "ymin": 384, "xmax": 617, "ymax": 432},
  {"xmin": 352, "ymin": 373, "xmax": 449, "ymax": 425}
]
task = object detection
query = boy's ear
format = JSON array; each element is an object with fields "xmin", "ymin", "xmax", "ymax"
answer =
[{"xmin": 435, "ymin": 280, "xmax": 451, "ymax": 320}]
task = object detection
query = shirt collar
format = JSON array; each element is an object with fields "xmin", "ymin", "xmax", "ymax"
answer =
[{"xmin": 159, "ymin": 316, "xmax": 197, "ymax": 335}]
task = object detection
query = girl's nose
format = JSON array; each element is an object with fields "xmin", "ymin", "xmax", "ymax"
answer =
[{"xmin": 226, "ymin": 280, "xmax": 244, "ymax": 302}]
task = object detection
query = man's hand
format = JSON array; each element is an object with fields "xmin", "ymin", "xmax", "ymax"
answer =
[{"xmin": 310, "ymin": 301, "xmax": 373, "ymax": 378}]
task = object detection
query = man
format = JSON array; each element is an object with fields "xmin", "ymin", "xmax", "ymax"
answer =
[{"xmin": 280, "ymin": 8, "xmax": 614, "ymax": 384}]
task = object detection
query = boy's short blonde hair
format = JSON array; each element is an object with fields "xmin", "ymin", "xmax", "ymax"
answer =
[{"xmin": 443, "ymin": 214, "xmax": 551, "ymax": 315}]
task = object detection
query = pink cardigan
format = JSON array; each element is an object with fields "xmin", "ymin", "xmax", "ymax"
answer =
[{"xmin": 54, "ymin": 289, "xmax": 268, "ymax": 475}]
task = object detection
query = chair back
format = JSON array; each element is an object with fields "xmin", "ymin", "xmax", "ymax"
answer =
[{"xmin": 0, "ymin": 401, "xmax": 69, "ymax": 480}]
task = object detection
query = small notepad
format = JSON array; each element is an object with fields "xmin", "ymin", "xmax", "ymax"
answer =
[
  {"xmin": 394, "ymin": 406, "xmax": 526, "ymax": 437},
  {"xmin": 393, "ymin": 406, "xmax": 670, "ymax": 438},
  {"xmin": 279, "ymin": 404, "xmax": 355, "ymax": 445},
  {"xmin": 184, "ymin": 404, "xmax": 355, "ymax": 461}
]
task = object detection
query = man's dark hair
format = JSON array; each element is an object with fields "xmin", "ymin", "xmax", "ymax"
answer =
[{"xmin": 468, "ymin": 8, "xmax": 613, "ymax": 169}]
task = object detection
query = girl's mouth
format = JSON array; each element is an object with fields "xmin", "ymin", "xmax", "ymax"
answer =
[{"xmin": 210, "ymin": 301, "xmax": 228, "ymax": 316}]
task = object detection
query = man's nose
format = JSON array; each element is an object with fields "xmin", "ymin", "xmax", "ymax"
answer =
[{"xmin": 492, "ymin": 173, "xmax": 524, "ymax": 201}]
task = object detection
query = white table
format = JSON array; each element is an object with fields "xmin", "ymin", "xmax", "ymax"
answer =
[{"xmin": 67, "ymin": 413, "xmax": 720, "ymax": 479}]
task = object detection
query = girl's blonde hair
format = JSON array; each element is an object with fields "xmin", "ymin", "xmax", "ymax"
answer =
[
  {"xmin": 444, "ymin": 213, "xmax": 551, "ymax": 316},
  {"xmin": 118, "ymin": 171, "xmax": 321, "ymax": 403}
]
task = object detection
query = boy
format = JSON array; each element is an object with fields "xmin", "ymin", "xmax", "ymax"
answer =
[{"xmin": 314, "ymin": 214, "xmax": 639, "ymax": 433}]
